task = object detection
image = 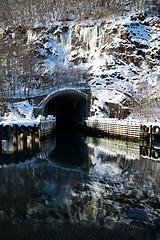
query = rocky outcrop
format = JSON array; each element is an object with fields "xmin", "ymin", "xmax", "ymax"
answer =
[{"xmin": 0, "ymin": 11, "xmax": 159, "ymax": 120}]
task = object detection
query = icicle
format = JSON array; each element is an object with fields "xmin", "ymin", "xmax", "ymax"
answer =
[{"xmin": 27, "ymin": 30, "xmax": 37, "ymax": 42}]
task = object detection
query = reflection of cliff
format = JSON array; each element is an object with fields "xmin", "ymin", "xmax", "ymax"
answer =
[
  {"xmin": 0, "ymin": 156, "xmax": 159, "ymax": 239},
  {"xmin": 0, "ymin": 136, "xmax": 159, "ymax": 240},
  {"xmin": 87, "ymin": 137, "xmax": 160, "ymax": 217},
  {"xmin": 0, "ymin": 163, "xmax": 91, "ymax": 221},
  {"xmin": 0, "ymin": 165, "xmax": 37, "ymax": 218},
  {"xmin": 0, "ymin": 162, "xmax": 120, "ymax": 228}
]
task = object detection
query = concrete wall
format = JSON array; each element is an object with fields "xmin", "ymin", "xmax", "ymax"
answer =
[{"xmin": 33, "ymin": 88, "xmax": 91, "ymax": 121}]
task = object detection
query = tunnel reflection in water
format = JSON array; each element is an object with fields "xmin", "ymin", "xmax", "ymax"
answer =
[{"xmin": 47, "ymin": 133, "xmax": 89, "ymax": 170}]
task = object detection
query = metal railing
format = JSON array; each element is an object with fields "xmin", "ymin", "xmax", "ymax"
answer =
[
  {"xmin": 85, "ymin": 118, "xmax": 141, "ymax": 139},
  {"xmin": 39, "ymin": 116, "xmax": 56, "ymax": 139}
]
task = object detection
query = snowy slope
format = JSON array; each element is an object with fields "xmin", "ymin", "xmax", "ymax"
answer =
[
  {"xmin": 34, "ymin": 12, "xmax": 160, "ymax": 121},
  {"xmin": 0, "ymin": 101, "xmax": 40, "ymax": 127},
  {"xmin": 0, "ymin": 11, "xmax": 160, "ymax": 123}
]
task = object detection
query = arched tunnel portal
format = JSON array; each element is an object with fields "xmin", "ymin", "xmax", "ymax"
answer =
[{"xmin": 42, "ymin": 89, "xmax": 89, "ymax": 130}]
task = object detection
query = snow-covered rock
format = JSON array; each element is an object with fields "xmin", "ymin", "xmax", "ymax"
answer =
[{"xmin": 0, "ymin": 10, "xmax": 160, "ymax": 122}]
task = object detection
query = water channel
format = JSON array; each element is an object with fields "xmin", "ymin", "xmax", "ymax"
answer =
[{"xmin": 0, "ymin": 132, "xmax": 160, "ymax": 240}]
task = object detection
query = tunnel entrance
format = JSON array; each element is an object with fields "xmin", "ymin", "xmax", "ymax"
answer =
[{"xmin": 43, "ymin": 90, "xmax": 86, "ymax": 131}]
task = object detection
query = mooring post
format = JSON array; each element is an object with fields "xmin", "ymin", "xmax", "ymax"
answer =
[
  {"xmin": 20, "ymin": 133, "xmax": 27, "ymax": 150},
  {"xmin": 13, "ymin": 124, "xmax": 18, "ymax": 152},
  {"xmin": 0, "ymin": 125, "xmax": 2, "ymax": 165},
  {"xmin": 30, "ymin": 125, "xmax": 35, "ymax": 149},
  {"xmin": 149, "ymin": 125, "xmax": 154, "ymax": 147},
  {"xmin": 149, "ymin": 125, "xmax": 154, "ymax": 158},
  {"xmin": 0, "ymin": 125, "xmax": 2, "ymax": 153},
  {"xmin": 30, "ymin": 133, "xmax": 35, "ymax": 149}
]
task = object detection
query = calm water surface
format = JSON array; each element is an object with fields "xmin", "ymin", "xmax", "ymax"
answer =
[{"xmin": 0, "ymin": 133, "xmax": 160, "ymax": 240}]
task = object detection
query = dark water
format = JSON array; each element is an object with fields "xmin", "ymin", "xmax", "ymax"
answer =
[{"xmin": 0, "ymin": 133, "xmax": 160, "ymax": 240}]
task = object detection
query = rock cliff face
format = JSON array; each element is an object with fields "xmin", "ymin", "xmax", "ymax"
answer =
[{"xmin": 0, "ymin": 8, "xmax": 160, "ymax": 120}]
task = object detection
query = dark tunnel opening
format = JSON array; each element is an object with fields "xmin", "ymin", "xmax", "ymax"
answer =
[{"xmin": 44, "ymin": 92, "xmax": 86, "ymax": 132}]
